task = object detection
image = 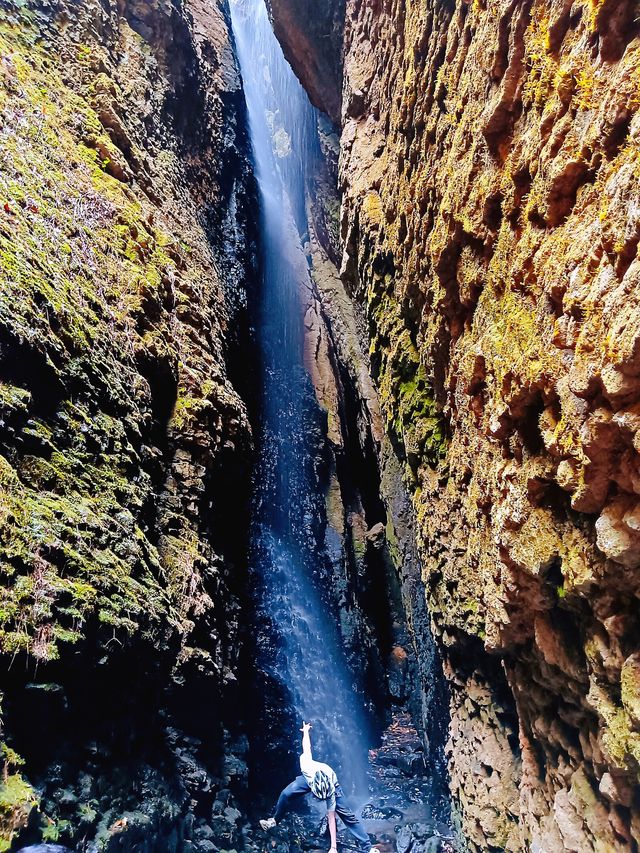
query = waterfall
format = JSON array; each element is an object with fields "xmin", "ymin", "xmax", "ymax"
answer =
[{"xmin": 229, "ymin": 0, "xmax": 371, "ymax": 797}]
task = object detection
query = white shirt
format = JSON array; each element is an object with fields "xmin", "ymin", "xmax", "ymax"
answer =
[{"xmin": 300, "ymin": 751, "xmax": 338, "ymax": 811}]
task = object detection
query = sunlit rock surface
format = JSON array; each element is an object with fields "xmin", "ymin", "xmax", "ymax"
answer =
[
  {"xmin": 0, "ymin": 0, "xmax": 450, "ymax": 849},
  {"xmin": 269, "ymin": 0, "xmax": 640, "ymax": 849}
]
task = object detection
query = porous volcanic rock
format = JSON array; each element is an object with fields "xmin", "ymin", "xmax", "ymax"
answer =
[{"xmin": 269, "ymin": 0, "xmax": 640, "ymax": 849}]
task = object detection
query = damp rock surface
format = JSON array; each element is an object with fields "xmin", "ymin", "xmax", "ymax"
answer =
[
  {"xmin": 0, "ymin": 0, "xmax": 255, "ymax": 848},
  {"xmin": 264, "ymin": 0, "xmax": 345, "ymax": 125}
]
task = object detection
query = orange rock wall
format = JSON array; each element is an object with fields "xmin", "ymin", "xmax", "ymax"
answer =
[{"xmin": 270, "ymin": 0, "xmax": 640, "ymax": 848}]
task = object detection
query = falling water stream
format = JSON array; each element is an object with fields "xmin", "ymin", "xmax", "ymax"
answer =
[{"xmin": 229, "ymin": 0, "xmax": 371, "ymax": 798}]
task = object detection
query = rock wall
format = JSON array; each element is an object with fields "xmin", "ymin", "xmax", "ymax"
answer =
[
  {"xmin": 0, "ymin": 0, "xmax": 452, "ymax": 846},
  {"xmin": 3, "ymin": 0, "xmax": 640, "ymax": 847},
  {"xmin": 267, "ymin": 0, "xmax": 640, "ymax": 849},
  {"xmin": 0, "ymin": 0, "xmax": 257, "ymax": 848},
  {"xmin": 265, "ymin": 0, "xmax": 345, "ymax": 124},
  {"xmin": 301, "ymin": 118, "xmax": 451, "ymax": 792}
]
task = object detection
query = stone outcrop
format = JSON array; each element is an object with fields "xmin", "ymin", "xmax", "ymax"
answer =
[
  {"xmin": 0, "ymin": 0, "xmax": 450, "ymax": 844},
  {"xmin": 0, "ymin": 0, "xmax": 256, "ymax": 848},
  {"xmin": 292, "ymin": 100, "xmax": 451, "ymax": 778},
  {"xmin": 268, "ymin": 0, "xmax": 640, "ymax": 849},
  {"xmin": 265, "ymin": 0, "xmax": 345, "ymax": 125}
]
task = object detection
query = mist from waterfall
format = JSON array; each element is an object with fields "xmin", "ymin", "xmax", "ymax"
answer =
[{"xmin": 229, "ymin": 0, "xmax": 371, "ymax": 797}]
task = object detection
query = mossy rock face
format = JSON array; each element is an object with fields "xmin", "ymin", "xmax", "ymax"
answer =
[
  {"xmin": 0, "ymin": 0, "xmax": 251, "ymax": 665},
  {"xmin": 0, "ymin": 770, "xmax": 38, "ymax": 851},
  {"xmin": 324, "ymin": 0, "xmax": 640, "ymax": 845},
  {"xmin": 0, "ymin": 0, "xmax": 254, "ymax": 847},
  {"xmin": 368, "ymin": 282, "xmax": 448, "ymax": 485},
  {"xmin": 621, "ymin": 654, "xmax": 640, "ymax": 729}
]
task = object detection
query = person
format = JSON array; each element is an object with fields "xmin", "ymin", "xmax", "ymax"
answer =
[{"xmin": 259, "ymin": 722, "xmax": 376, "ymax": 853}]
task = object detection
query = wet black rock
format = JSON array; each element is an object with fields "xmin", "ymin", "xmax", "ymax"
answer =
[
  {"xmin": 378, "ymin": 766, "xmax": 403, "ymax": 778},
  {"xmin": 192, "ymin": 842, "xmax": 217, "ymax": 853},
  {"xmin": 395, "ymin": 822, "xmax": 456, "ymax": 853},
  {"xmin": 360, "ymin": 805, "xmax": 404, "ymax": 820}
]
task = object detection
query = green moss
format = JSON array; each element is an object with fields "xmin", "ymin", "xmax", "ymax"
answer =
[
  {"xmin": 158, "ymin": 532, "xmax": 203, "ymax": 605},
  {"xmin": 396, "ymin": 371, "xmax": 445, "ymax": 456},
  {"xmin": 0, "ymin": 764, "xmax": 39, "ymax": 850},
  {"xmin": 42, "ymin": 817, "xmax": 72, "ymax": 843},
  {"xmin": 384, "ymin": 517, "xmax": 401, "ymax": 568},
  {"xmin": 586, "ymin": 0, "xmax": 605, "ymax": 31},
  {"xmin": 588, "ymin": 682, "xmax": 640, "ymax": 777},
  {"xmin": 351, "ymin": 528, "xmax": 366, "ymax": 563},
  {"xmin": 621, "ymin": 657, "xmax": 640, "ymax": 726},
  {"xmin": 0, "ymin": 383, "xmax": 30, "ymax": 415},
  {"xmin": 573, "ymin": 66, "xmax": 596, "ymax": 110},
  {"xmin": 601, "ymin": 708, "xmax": 640, "ymax": 774},
  {"xmin": 362, "ymin": 191, "xmax": 383, "ymax": 228},
  {"xmin": 475, "ymin": 272, "xmax": 548, "ymax": 393},
  {"xmin": 0, "ymin": 0, "xmax": 248, "ymax": 713},
  {"xmin": 0, "ymin": 17, "xmax": 191, "ymax": 662},
  {"xmin": 388, "ymin": 338, "xmax": 447, "ymax": 468},
  {"xmin": 171, "ymin": 392, "xmax": 210, "ymax": 430},
  {"xmin": 367, "ymin": 281, "xmax": 447, "ymax": 481},
  {"xmin": 0, "ymin": 15, "xmax": 178, "ymax": 368}
]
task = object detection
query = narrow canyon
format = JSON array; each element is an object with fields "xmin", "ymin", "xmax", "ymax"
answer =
[{"xmin": 0, "ymin": 0, "xmax": 638, "ymax": 852}]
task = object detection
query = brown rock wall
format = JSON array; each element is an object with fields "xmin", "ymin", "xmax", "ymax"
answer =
[
  {"xmin": 270, "ymin": 0, "xmax": 640, "ymax": 848},
  {"xmin": 264, "ymin": 0, "xmax": 345, "ymax": 125}
]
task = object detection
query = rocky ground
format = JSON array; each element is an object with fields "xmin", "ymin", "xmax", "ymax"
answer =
[
  {"xmin": 12, "ymin": 713, "xmax": 456, "ymax": 853},
  {"xmin": 250, "ymin": 713, "xmax": 458, "ymax": 853}
]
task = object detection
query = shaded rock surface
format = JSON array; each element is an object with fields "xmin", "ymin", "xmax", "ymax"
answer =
[
  {"xmin": 268, "ymin": 0, "xmax": 640, "ymax": 849},
  {"xmin": 296, "ymin": 104, "xmax": 451, "ymax": 807},
  {"xmin": 264, "ymin": 0, "xmax": 345, "ymax": 125},
  {"xmin": 0, "ymin": 0, "xmax": 257, "ymax": 848}
]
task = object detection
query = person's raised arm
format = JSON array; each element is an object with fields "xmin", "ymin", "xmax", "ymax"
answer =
[{"xmin": 300, "ymin": 721, "xmax": 312, "ymax": 758}]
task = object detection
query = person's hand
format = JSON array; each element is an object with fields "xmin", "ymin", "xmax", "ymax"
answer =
[
  {"xmin": 328, "ymin": 847, "xmax": 337, "ymax": 853},
  {"xmin": 300, "ymin": 721, "xmax": 312, "ymax": 732}
]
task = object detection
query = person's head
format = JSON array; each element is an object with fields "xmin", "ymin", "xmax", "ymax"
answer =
[{"xmin": 310, "ymin": 770, "xmax": 334, "ymax": 801}]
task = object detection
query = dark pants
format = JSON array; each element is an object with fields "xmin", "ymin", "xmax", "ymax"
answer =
[{"xmin": 273, "ymin": 776, "xmax": 370, "ymax": 848}]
